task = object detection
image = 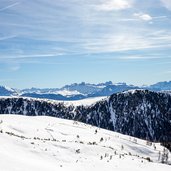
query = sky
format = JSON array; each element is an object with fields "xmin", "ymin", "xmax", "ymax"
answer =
[{"xmin": 0, "ymin": 0, "xmax": 171, "ymax": 88}]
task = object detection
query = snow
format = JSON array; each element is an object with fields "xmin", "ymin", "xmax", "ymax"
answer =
[
  {"xmin": 34, "ymin": 89, "xmax": 82, "ymax": 96},
  {"xmin": 122, "ymin": 89, "xmax": 138, "ymax": 94},
  {"xmin": 122, "ymin": 89, "xmax": 149, "ymax": 94},
  {"xmin": 20, "ymin": 89, "xmax": 82, "ymax": 96},
  {"xmin": 4, "ymin": 86, "xmax": 15, "ymax": 92},
  {"xmin": 0, "ymin": 114, "xmax": 170, "ymax": 171},
  {"xmin": 109, "ymin": 102, "xmax": 116, "ymax": 129},
  {"xmin": 63, "ymin": 96, "xmax": 107, "ymax": 106},
  {"xmin": 54, "ymin": 89, "xmax": 82, "ymax": 96}
]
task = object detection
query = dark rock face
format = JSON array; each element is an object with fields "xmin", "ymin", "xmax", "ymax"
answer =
[{"xmin": 0, "ymin": 90, "xmax": 171, "ymax": 142}]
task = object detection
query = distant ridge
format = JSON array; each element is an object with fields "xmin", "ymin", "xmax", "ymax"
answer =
[{"xmin": 0, "ymin": 80, "xmax": 171, "ymax": 100}]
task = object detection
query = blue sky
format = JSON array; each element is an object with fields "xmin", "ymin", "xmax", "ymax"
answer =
[{"xmin": 0, "ymin": 0, "xmax": 171, "ymax": 88}]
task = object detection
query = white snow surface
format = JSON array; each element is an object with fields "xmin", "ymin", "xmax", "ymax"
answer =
[
  {"xmin": 0, "ymin": 114, "xmax": 170, "ymax": 171},
  {"xmin": 55, "ymin": 89, "xmax": 82, "ymax": 96},
  {"xmin": 63, "ymin": 96, "xmax": 107, "ymax": 106}
]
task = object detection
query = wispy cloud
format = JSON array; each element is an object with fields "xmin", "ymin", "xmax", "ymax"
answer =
[
  {"xmin": 0, "ymin": 53, "xmax": 64, "ymax": 59},
  {"xmin": 0, "ymin": 35, "xmax": 16, "ymax": 41},
  {"xmin": 133, "ymin": 13, "xmax": 167, "ymax": 22},
  {"xmin": 119, "ymin": 55, "xmax": 162, "ymax": 60},
  {"xmin": 0, "ymin": 2, "xmax": 20, "ymax": 12},
  {"xmin": 95, "ymin": 0, "xmax": 133, "ymax": 11},
  {"xmin": 0, "ymin": 0, "xmax": 171, "ymax": 60},
  {"xmin": 0, "ymin": 0, "xmax": 171, "ymax": 88},
  {"xmin": 160, "ymin": 0, "xmax": 171, "ymax": 10},
  {"xmin": 134, "ymin": 13, "xmax": 152, "ymax": 21},
  {"xmin": 79, "ymin": 32, "xmax": 171, "ymax": 54}
]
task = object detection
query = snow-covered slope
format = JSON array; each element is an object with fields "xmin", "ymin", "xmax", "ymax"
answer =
[{"xmin": 0, "ymin": 114, "xmax": 170, "ymax": 171}]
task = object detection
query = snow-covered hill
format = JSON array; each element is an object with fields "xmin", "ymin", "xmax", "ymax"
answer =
[
  {"xmin": 0, "ymin": 90, "xmax": 171, "ymax": 142},
  {"xmin": 0, "ymin": 114, "xmax": 170, "ymax": 171}
]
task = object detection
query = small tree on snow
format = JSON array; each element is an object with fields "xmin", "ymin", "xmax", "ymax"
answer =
[{"xmin": 161, "ymin": 148, "xmax": 169, "ymax": 164}]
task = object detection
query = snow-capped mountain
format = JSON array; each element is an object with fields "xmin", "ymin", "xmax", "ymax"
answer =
[
  {"xmin": 25, "ymin": 81, "xmax": 171, "ymax": 97},
  {"xmin": 0, "ymin": 81, "xmax": 141, "ymax": 100},
  {"xmin": 20, "ymin": 92, "xmax": 86, "ymax": 101},
  {"xmin": 0, "ymin": 114, "xmax": 170, "ymax": 171},
  {"xmin": 20, "ymin": 81, "xmax": 112, "ymax": 100},
  {"xmin": 1, "ymin": 80, "xmax": 171, "ymax": 100},
  {"xmin": 90, "ymin": 83, "xmax": 139, "ymax": 96},
  {"xmin": 0, "ymin": 86, "xmax": 17, "ymax": 96},
  {"xmin": 21, "ymin": 87, "xmax": 59, "ymax": 94},
  {"xmin": 61, "ymin": 82, "xmax": 104, "ymax": 95},
  {"xmin": 0, "ymin": 90, "xmax": 170, "ymax": 143},
  {"xmin": 148, "ymin": 81, "xmax": 171, "ymax": 91}
]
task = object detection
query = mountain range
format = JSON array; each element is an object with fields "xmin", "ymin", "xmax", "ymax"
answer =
[{"xmin": 1, "ymin": 80, "xmax": 171, "ymax": 101}]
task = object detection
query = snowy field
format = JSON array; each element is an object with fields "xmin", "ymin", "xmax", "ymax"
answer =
[
  {"xmin": 0, "ymin": 114, "xmax": 170, "ymax": 171},
  {"xmin": 62, "ymin": 96, "xmax": 107, "ymax": 106}
]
